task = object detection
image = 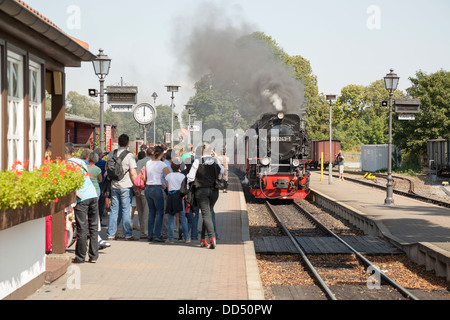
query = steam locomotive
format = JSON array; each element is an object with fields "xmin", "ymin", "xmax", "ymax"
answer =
[{"xmin": 236, "ymin": 112, "xmax": 311, "ymax": 199}]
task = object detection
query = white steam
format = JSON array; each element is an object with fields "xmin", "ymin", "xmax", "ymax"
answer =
[{"xmin": 262, "ymin": 89, "xmax": 283, "ymax": 111}]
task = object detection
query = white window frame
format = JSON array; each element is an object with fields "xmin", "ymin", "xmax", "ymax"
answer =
[
  {"xmin": 7, "ymin": 50, "xmax": 24, "ymax": 169},
  {"xmin": 29, "ymin": 60, "xmax": 42, "ymax": 170}
]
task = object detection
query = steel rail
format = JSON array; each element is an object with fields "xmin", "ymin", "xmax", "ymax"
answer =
[
  {"xmin": 291, "ymin": 201, "xmax": 420, "ymax": 300},
  {"xmin": 323, "ymin": 171, "xmax": 450, "ymax": 209},
  {"xmin": 265, "ymin": 201, "xmax": 337, "ymax": 300}
]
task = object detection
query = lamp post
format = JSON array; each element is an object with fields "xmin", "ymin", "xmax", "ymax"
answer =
[
  {"xmin": 383, "ymin": 69, "xmax": 400, "ymax": 205},
  {"xmin": 165, "ymin": 85, "xmax": 180, "ymax": 148},
  {"xmin": 326, "ymin": 95, "xmax": 337, "ymax": 185},
  {"xmin": 152, "ymin": 92, "xmax": 158, "ymax": 145},
  {"xmin": 92, "ymin": 49, "xmax": 111, "ymax": 151},
  {"xmin": 185, "ymin": 104, "xmax": 193, "ymax": 145}
]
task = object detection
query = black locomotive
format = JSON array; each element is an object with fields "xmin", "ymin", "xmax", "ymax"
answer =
[{"xmin": 237, "ymin": 112, "xmax": 311, "ymax": 199}]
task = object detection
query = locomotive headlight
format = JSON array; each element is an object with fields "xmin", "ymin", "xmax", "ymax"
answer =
[
  {"xmin": 292, "ymin": 159, "xmax": 300, "ymax": 167},
  {"xmin": 261, "ymin": 157, "xmax": 271, "ymax": 166},
  {"xmin": 277, "ymin": 112, "xmax": 285, "ymax": 120}
]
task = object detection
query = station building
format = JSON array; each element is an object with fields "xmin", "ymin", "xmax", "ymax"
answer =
[
  {"xmin": 0, "ymin": 0, "xmax": 97, "ymax": 299},
  {"xmin": 0, "ymin": 0, "xmax": 96, "ymax": 170}
]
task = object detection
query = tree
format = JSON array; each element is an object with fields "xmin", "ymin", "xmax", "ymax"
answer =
[
  {"xmin": 66, "ymin": 91, "xmax": 99, "ymax": 119},
  {"xmin": 188, "ymin": 75, "xmax": 244, "ymax": 134},
  {"xmin": 334, "ymin": 84, "xmax": 365, "ymax": 129},
  {"xmin": 286, "ymin": 55, "xmax": 328, "ymax": 139},
  {"xmin": 395, "ymin": 70, "xmax": 450, "ymax": 156}
]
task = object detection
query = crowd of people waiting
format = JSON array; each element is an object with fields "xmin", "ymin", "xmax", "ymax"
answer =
[{"xmin": 66, "ymin": 134, "xmax": 229, "ymax": 264}]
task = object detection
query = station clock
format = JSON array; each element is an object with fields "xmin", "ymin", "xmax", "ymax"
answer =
[{"xmin": 133, "ymin": 103, "xmax": 157, "ymax": 125}]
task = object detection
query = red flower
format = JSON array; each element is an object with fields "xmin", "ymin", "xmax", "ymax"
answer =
[
  {"xmin": 59, "ymin": 169, "xmax": 65, "ymax": 176},
  {"xmin": 55, "ymin": 198, "xmax": 59, "ymax": 203}
]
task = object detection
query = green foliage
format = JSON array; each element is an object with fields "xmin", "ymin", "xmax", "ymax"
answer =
[
  {"xmin": 66, "ymin": 91, "xmax": 100, "ymax": 119},
  {"xmin": 395, "ymin": 70, "xmax": 450, "ymax": 156},
  {"xmin": 0, "ymin": 159, "xmax": 84, "ymax": 210},
  {"xmin": 315, "ymin": 79, "xmax": 406, "ymax": 151},
  {"xmin": 188, "ymin": 75, "xmax": 244, "ymax": 133},
  {"xmin": 394, "ymin": 151, "xmax": 422, "ymax": 175}
]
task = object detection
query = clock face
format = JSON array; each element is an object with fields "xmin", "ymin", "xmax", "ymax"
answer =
[{"xmin": 133, "ymin": 103, "xmax": 156, "ymax": 125}]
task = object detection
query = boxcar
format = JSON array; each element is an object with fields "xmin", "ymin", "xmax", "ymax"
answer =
[
  {"xmin": 427, "ymin": 139, "xmax": 450, "ymax": 174},
  {"xmin": 309, "ymin": 140, "xmax": 341, "ymax": 169}
]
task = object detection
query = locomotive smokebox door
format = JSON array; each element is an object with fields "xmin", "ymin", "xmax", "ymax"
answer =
[{"xmin": 274, "ymin": 179, "xmax": 289, "ymax": 189}]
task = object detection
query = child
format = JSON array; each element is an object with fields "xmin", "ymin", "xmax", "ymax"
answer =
[{"xmin": 165, "ymin": 161, "xmax": 190, "ymax": 243}]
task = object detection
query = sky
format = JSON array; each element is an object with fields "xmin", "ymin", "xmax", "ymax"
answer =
[{"xmin": 24, "ymin": 0, "xmax": 450, "ymax": 117}]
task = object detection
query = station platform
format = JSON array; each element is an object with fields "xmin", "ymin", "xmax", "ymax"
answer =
[
  {"xmin": 309, "ymin": 171, "xmax": 450, "ymax": 281},
  {"xmin": 26, "ymin": 174, "xmax": 265, "ymax": 300}
]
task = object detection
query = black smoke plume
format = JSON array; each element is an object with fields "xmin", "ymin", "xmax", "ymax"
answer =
[{"xmin": 172, "ymin": 2, "xmax": 305, "ymax": 116}]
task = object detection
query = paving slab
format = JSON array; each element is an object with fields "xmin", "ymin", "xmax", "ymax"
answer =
[{"xmin": 26, "ymin": 174, "xmax": 264, "ymax": 300}]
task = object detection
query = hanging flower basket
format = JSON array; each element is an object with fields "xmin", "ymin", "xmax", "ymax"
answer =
[{"xmin": 0, "ymin": 159, "xmax": 84, "ymax": 231}]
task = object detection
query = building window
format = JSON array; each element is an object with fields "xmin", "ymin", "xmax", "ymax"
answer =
[
  {"xmin": 7, "ymin": 50, "xmax": 24, "ymax": 169},
  {"xmin": 29, "ymin": 60, "xmax": 42, "ymax": 169}
]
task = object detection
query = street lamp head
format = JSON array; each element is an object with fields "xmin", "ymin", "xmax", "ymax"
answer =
[
  {"xmin": 92, "ymin": 49, "xmax": 111, "ymax": 79},
  {"xmin": 165, "ymin": 85, "xmax": 180, "ymax": 93},
  {"xmin": 326, "ymin": 94, "xmax": 337, "ymax": 101},
  {"xmin": 384, "ymin": 68, "xmax": 399, "ymax": 91},
  {"xmin": 152, "ymin": 92, "xmax": 158, "ymax": 99}
]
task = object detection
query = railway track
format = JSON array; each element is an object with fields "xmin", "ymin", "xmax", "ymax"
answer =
[
  {"xmin": 264, "ymin": 200, "xmax": 419, "ymax": 300},
  {"xmin": 322, "ymin": 170, "xmax": 450, "ymax": 209}
]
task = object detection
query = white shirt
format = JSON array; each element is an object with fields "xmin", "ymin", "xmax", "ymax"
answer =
[
  {"xmin": 145, "ymin": 160, "xmax": 168, "ymax": 185},
  {"xmin": 111, "ymin": 147, "xmax": 137, "ymax": 189},
  {"xmin": 165, "ymin": 172, "xmax": 186, "ymax": 191}
]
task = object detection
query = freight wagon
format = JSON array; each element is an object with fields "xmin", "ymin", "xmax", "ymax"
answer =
[
  {"xmin": 309, "ymin": 139, "xmax": 341, "ymax": 169},
  {"xmin": 427, "ymin": 139, "xmax": 450, "ymax": 175}
]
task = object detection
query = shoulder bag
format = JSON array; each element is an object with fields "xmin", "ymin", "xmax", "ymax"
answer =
[{"xmin": 134, "ymin": 166, "xmax": 147, "ymax": 190}]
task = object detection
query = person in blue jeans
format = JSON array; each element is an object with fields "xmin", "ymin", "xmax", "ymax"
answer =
[
  {"xmin": 145, "ymin": 146, "xmax": 170, "ymax": 242},
  {"xmin": 106, "ymin": 134, "xmax": 138, "ymax": 241},
  {"xmin": 187, "ymin": 204, "xmax": 199, "ymax": 240}
]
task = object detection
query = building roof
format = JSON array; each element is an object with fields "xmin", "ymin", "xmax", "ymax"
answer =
[
  {"xmin": 0, "ymin": 0, "xmax": 96, "ymax": 66},
  {"xmin": 45, "ymin": 111, "xmax": 115, "ymax": 127}
]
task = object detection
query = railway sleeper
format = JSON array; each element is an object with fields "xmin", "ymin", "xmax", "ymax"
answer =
[{"xmin": 308, "ymin": 190, "xmax": 450, "ymax": 282}]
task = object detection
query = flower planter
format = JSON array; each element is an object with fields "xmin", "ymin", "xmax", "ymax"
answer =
[{"xmin": 0, "ymin": 192, "xmax": 76, "ymax": 232}]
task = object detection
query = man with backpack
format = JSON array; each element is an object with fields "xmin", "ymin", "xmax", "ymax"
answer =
[{"xmin": 106, "ymin": 134, "xmax": 139, "ymax": 241}]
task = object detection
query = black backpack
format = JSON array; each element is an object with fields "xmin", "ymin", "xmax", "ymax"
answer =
[{"xmin": 107, "ymin": 149, "xmax": 130, "ymax": 181}]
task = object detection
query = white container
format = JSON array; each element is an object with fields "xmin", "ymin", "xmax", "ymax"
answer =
[{"xmin": 361, "ymin": 144, "xmax": 400, "ymax": 172}]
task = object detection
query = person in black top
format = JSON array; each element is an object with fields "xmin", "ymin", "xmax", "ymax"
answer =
[{"xmin": 187, "ymin": 143, "xmax": 224, "ymax": 249}]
